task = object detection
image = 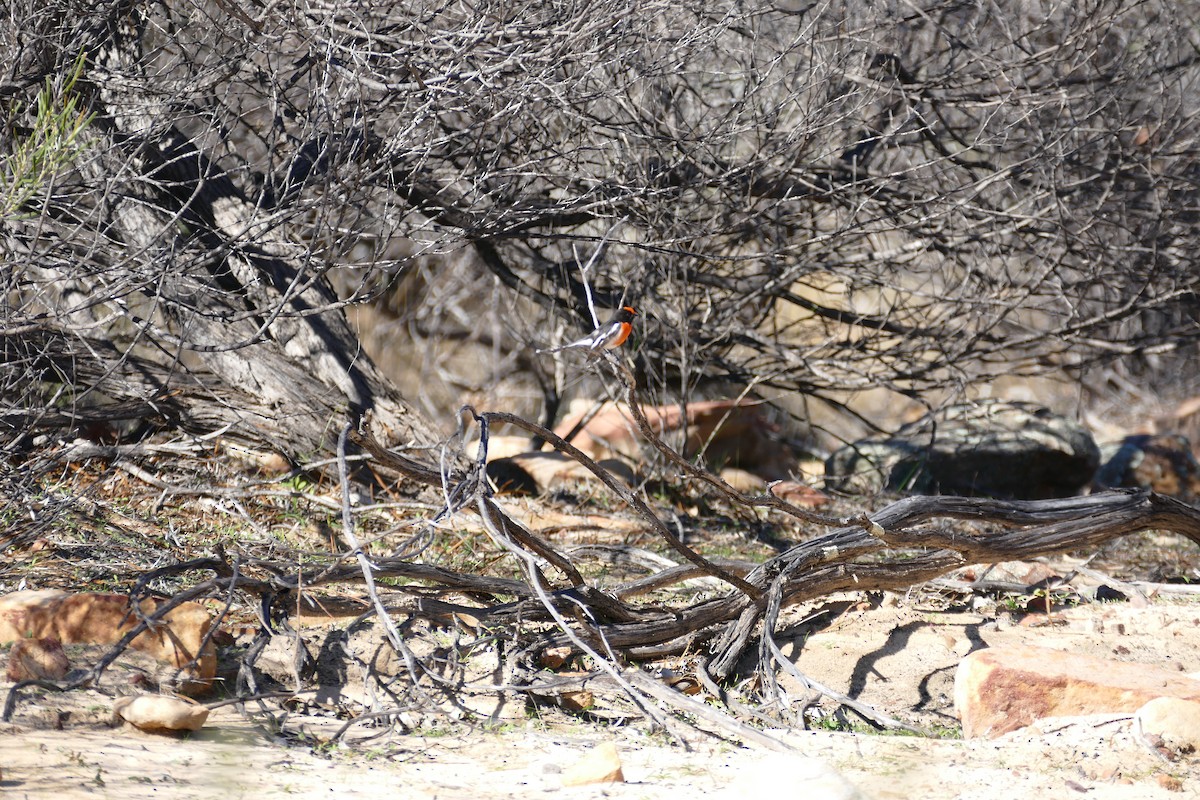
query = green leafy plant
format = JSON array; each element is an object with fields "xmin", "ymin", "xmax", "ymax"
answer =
[{"xmin": 1, "ymin": 51, "xmax": 94, "ymax": 219}]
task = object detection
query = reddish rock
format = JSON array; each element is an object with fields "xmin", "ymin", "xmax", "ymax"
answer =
[
  {"xmin": 955, "ymin": 644, "xmax": 1200, "ymax": 738},
  {"xmin": 769, "ymin": 480, "xmax": 831, "ymax": 508},
  {"xmin": 5, "ymin": 636, "xmax": 70, "ymax": 681},
  {"xmin": 554, "ymin": 399, "xmax": 796, "ymax": 480},
  {"xmin": 953, "ymin": 560, "xmax": 1062, "ymax": 588},
  {"xmin": 1156, "ymin": 774, "xmax": 1184, "ymax": 792},
  {"xmin": 538, "ymin": 646, "xmax": 573, "ymax": 670},
  {"xmin": 0, "ymin": 590, "xmax": 216, "ymax": 695}
]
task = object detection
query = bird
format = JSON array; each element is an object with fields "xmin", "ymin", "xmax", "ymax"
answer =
[{"xmin": 537, "ymin": 306, "xmax": 637, "ymax": 354}]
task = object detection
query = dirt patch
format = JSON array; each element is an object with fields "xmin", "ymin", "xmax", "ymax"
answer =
[{"xmin": 0, "ymin": 710, "xmax": 1191, "ymax": 800}]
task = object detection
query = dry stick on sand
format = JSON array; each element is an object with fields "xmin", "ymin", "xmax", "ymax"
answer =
[
  {"xmin": 451, "ymin": 363, "xmax": 906, "ymax": 730},
  {"xmin": 350, "ymin": 404, "xmax": 1200, "ymax": 734},
  {"xmin": 588, "ymin": 354, "xmax": 914, "ymax": 727},
  {"xmin": 465, "ymin": 407, "xmax": 790, "ymax": 748}
]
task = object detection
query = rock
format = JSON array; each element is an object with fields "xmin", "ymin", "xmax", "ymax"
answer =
[
  {"xmin": 215, "ymin": 441, "xmax": 291, "ymax": 476},
  {"xmin": 556, "ymin": 690, "xmax": 595, "ymax": 713},
  {"xmin": 0, "ymin": 590, "xmax": 216, "ymax": 695},
  {"xmin": 5, "ymin": 636, "xmax": 70, "ymax": 681},
  {"xmin": 252, "ymin": 630, "xmax": 317, "ymax": 689},
  {"xmin": 538, "ymin": 646, "xmax": 573, "ymax": 670},
  {"xmin": 486, "ymin": 452, "xmax": 635, "ymax": 495},
  {"xmin": 469, "ymin": 435, "xmax": 533, "ymax": 462},
  {"xmin": 952, "ymin": 560, "xmax": 1062, "ymax": 590},
  {"xmin": 555, "ymin": 399, "xmax": 797, "ymax": 480},
  {"xmin": 1135, "ymin": 696, "xmax": 1200, "ymax": 756},
  {"xmin": 768, "ymin": 480, "xmax": 831, "ymax": 508},
  {"xmin": 826, "ymin": 400, "xmax": 1099, "ymax": 498},
  {"xmin": 113, "ymin": 695, "xmax": 209, "ymax": 733},
  {"xmin": 1093, "ymin": 434, "xmax": 1200, "ymax": 500},
  {"xmin": 955, "ymin": 644, "xmax": 1200, "ymax": 738},
  {"xmin": 719, "ymin": 467, "xmax": 766, "ymax": 493},
  {"xmin": 484, "ymin": 455, "xmax": 541, "ymax": 495},
  {"xmin": 1156, "ymin": 774, "xmax": 1185, "ymax": 792},
  {"xmin": 560, "ymin": 741, "xmax": 624, "ymax": 786}
]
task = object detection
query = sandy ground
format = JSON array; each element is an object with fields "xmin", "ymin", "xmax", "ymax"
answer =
[
  {"xmin": 0, "ymin": 708, "xmax": 1190, "ymax": 800},
  {"xmin": 2, "ymin": 589, "xmax": 1198, "ymax": 799}
]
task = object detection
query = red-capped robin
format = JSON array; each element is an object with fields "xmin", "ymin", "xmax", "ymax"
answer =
[{"xmin": 538, "ymin": 306, "xmax": 637, "ymax": 353}]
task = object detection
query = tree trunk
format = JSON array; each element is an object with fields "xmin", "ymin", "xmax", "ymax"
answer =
[{"xmin": 4, "ymin": 2, "xmax": 438, "ymax": 458}]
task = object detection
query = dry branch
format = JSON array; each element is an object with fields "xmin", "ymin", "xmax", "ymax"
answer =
[
  {"xmin": 352, "ymin": 412, "xmax": 1200, "ymax": 690},
  {"xmin": 12, "ymin": 417, "xmax": 1200, "ymax": 741},
  {"xmin": 15, "ymin": 404, "xmax": 1200, "ymax": 739}
]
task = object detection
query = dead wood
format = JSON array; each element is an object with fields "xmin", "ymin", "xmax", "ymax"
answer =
[
  {"xmin": 339, "ymin": 349, "xmax": 1200, "ymax": 728},
  {"xmin": 422, "ymin": 424, "xmax": 1199, "ymax": 729},
  {"xmin": 350, "ymin": 412, "xmax": 1200, "ymax": 687},
  {"xmin": 17, "ymin": 418, "xmax": 1200, "ymax": 739},
  {"xmin": 16, "ymin": 392, "xmax": 1200, "ymax": 737},
  {"xmin": 362, "ymin": 359, "xmax": 1200, "ymax": 688}
]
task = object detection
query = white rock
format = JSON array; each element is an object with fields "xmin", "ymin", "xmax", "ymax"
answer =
[
  {"xmin": 560, "ymin": 741, "xmax": 624, "ymax": 786},
  {"xmin": 1136, "ymin": 696, "xmax": 1200, "ymax": 753},
  {"xmin": 113, "ymin": 695, "xmax": 209, "ymax": 732}
]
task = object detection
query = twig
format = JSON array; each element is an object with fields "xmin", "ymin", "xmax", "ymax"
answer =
[
  {"xmin": 479, "ymin": 408, "xmax": 762, "ymax": 598},
  {"xmin": 573, "ymin": 216, "xmax": 626, "ymax": 328},
  {"xmin": 623, "ymin": 669, "xmax": 795, "ymax": 752},
  {"xmin": 760, "ymin": 578, "xmax": 919, "ymax": 732},
  {"xmin": 605, "ymin": 355, "xmax": 879, "ymax": 534},
  {"xmin": 475, "ymin": 485, "xmax": 685, "ymax": 742},
  {"xmin": 335, "ymin": 424, "xmax": 428, "ymax": 694}
]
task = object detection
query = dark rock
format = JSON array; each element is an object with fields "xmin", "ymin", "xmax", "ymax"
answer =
[
  {"xmin": 1093, "ymin": 433, "xmax": 1200, "ymax": 500},
  {"xmin": 486, "ymin": 452, "xmax": 635, "ymax": 495},
  {"xmin": 825, "ymin": 400, "xmax": 1099, "ymax": 499}
]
